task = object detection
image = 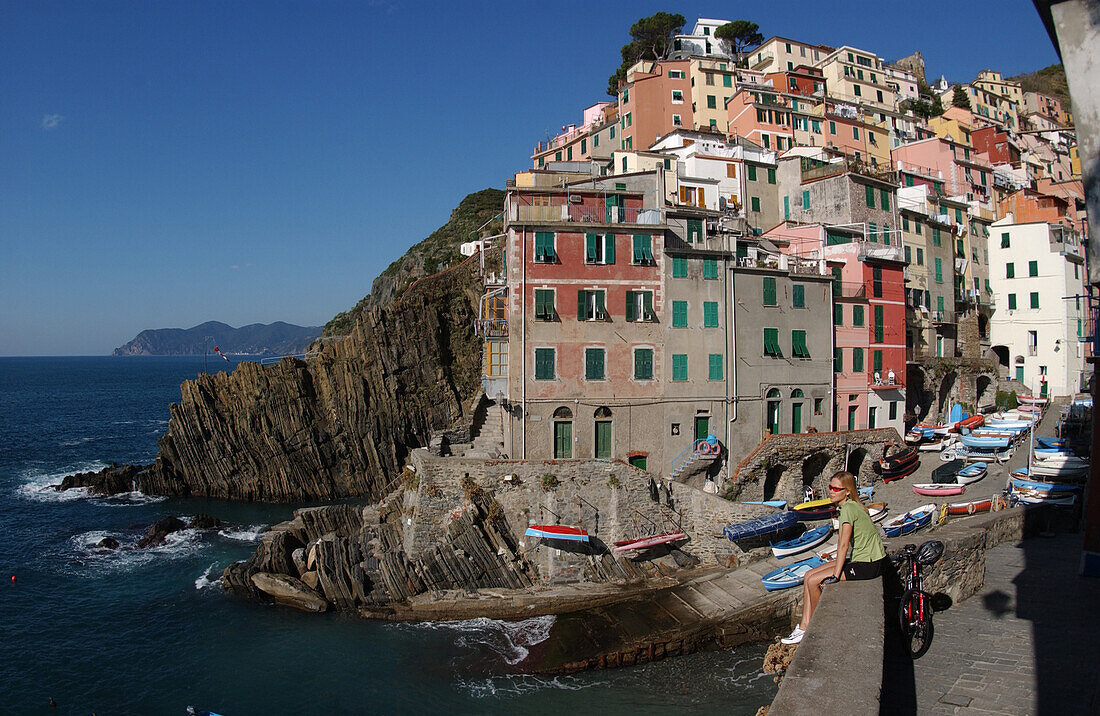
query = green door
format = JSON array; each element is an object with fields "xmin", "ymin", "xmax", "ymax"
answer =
[
  {"xmin": 553, "ymin": 421, "xmax": 572, "ymax": 459},
  {"xmin": 595, "ymin": 420, "xmax": 612, "ymax": 459},
  {"xmin": 868, "ymin": 406, "xmax": 877, "ymax": 429},
  {"xmin": 1015, "ymin": 366, "xmax": 1024, "ymax": 382},
  {"xmin": 1041, "ymin": 381, "xmax": 1048, "ymax": 398},
  {"xmin": 694, "ymin": 416, "xmax": 710, "ymax": 441},
  {"xmin": 792, "ymin": 403, "xmax": 803, "ymax": 433},
  {"xmin": 628, "ymin": 455, "xmax": 647, "ymax": 470},
  {"xmin": 767, "ymin": 401, "xmax": 780, "ymax": 434},
  {"xmin": 848, "ymin": 406, "xmax": 857, "ymax": 431}
]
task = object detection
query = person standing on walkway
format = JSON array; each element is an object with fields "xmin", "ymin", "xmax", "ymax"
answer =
[{"xmin": 782, "ymin": 470, "xmax": 888, "ymax": 644}]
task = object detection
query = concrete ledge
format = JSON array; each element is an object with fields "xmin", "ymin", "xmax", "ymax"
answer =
[{"xmin": 769, "ymin": 579, "xmax": 884, "ymax": 716}]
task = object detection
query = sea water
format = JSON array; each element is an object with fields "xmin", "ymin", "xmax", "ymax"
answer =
[{"xmin": 0, "ymin": 356, "xmax": 776, "ymax": 715}]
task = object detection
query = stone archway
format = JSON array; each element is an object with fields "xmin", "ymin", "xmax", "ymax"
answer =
[
  {"xmin": 763, "ymin": 464, "xmax": 785, "ymax": 501},
  {"xmin": 976, "ymin": 375, "xmax": 994, "ymax": 408},
  {"xmin": 847, "ymin": 447, "xmax": 868, "ymax": 477},
  {"xmin": 991, "ymin": 345, "xmax": 1010, "ymax": 370},
  {"xmin": 801, "ymin": 452, "xmax": 831, "ymax": 495}
]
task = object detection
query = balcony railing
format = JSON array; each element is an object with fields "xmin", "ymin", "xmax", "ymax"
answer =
[
  {"xmin": 858, "ymin": 242, "xmax": 905, "ymax": 262},
  {"xmin": 510, "ymin": 202, "xmax": 661, "ymax": 226},
  {"xmin": 477, "ymin": 319, "xmax": 509, "ymax": 338},
  {"xmin": 835, "ymin": 281, "xmax": 867, "ymax": 298}
]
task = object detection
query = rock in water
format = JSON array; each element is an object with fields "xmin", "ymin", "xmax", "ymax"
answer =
[
  {"xmin": 250, "ymin": 572, "xmax": 328, "ymax": 613},
  {"xmin": 59, "ymin": 464, "xmax": 147, "ymax": 496},
  {"xmin": 96, "ymin": 537, "xmax": 120, "ymax": 550},
  {"xmin": 189, "ymin": 514, "xmax": 221, "ymax": 529},
  {"xmin": 137, "ymin": 517, "xmax": 187, "ymax": 548}
]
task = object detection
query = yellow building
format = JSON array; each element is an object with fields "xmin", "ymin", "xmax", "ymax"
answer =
[
  {"xmin": 814, "ymin": 46, "xmax": 897, "ymax": 112},
  {"xmin": 1070, "ymin": 144, "xmax": 1080, "ymax": 178},
  {"xmin": 972, "ymin": 70, "xmax": 1023, "ymax": 111},
  {"xmin": 689, "ymin": 57, "xmax": 738, "ymax": 132},
  {"xmin": 929, "ymin": 106, "xmax": 975, "ymax": 147},
  {"xmin": 749, "ymin": 36, "xmax": 829, "ymax": 73}
]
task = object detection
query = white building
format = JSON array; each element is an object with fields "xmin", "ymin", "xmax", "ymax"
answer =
[
  {"xmin": 667, "ymin": 18, "xmax": 731, "ymax": 60},
  {"xmin": 988, "ymin": 217, "xmax": 1087, "ymax": 398}
]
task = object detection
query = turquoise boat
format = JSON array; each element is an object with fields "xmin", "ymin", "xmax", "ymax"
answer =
[{"xmin": 761, "ymin": 557, "xmax": 824, "ymax": 590}]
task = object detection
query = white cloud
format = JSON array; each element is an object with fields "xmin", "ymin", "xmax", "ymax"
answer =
[{"xmin": 41, "ymin": 114, "xmax": 64, "ymax": 130}]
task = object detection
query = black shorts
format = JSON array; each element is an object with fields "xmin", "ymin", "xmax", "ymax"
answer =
[{"xmin": 844, "ymin": 556, "xmax": 888, "ymax": 581}]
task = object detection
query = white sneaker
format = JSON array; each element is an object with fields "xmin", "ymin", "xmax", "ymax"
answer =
[{"xmin": 781, "ymin": 627, "xmax": 805, "ymax": 645}]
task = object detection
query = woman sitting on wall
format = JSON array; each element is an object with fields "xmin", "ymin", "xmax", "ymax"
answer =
[{"xmin": 781, "ymin": 470, "xmax": 888, "ymax": 645}]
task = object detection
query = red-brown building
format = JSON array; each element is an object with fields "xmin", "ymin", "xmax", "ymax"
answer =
[{"xmin": 971, "ymin": 126, "xmax": 1021, "ymax": 166}]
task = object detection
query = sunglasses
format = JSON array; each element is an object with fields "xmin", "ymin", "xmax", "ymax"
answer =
[{"xmin": 828, "ymin": 485, "xmax": 844, "ymax": 492}]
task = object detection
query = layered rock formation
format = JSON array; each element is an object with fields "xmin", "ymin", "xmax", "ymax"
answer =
[{"xmin": 106, "ymin": 252, "xmax": 488, "ymax": 502}]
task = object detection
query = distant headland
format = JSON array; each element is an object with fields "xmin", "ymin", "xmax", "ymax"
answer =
[{"xmin": 112, "ymin": 321, "xmax": 321, "ymax": 356}]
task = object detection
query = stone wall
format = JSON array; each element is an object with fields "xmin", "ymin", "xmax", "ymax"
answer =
[
  {"xmin": 906, "ymin": 359, "xmax": 999, "ymax": 424},
  {"xmin": 727, "ymin": 428, "xmax": 902, "ymax": 502}
]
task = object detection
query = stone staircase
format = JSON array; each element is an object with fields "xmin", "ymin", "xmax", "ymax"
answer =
[{"xmin": 463, "ymin": 399, "xmax": 506, "ymax": 459}]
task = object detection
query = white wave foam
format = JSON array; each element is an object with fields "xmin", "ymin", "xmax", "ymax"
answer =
[
  {"xmin": 59, "ymin": 437, "xmax": 96, "ymax": 446},
  {"xmin": 217, "ymin": 525, "xmax": 266, "ymax": 542},
  {"xmin": 403, "ymin": 615, "xmax": 556, "ymax": 665},
  {"xmin": 460, "ymin": 673, "xmax": 600, "ymax": 699},
  {"xmin": 195, "ymin": 563, "xmax": 222, "ymax": 591},
  {"xmin": 14, "ymin": 462, "xmax": 109, "ymax": 502},
  {"xmin": 101, "ymin": 491, "xmax": 168, "ymax": 506},
  {"xmin": 67, "ymin": 526, "xmax": 207, "ymax": 574}
]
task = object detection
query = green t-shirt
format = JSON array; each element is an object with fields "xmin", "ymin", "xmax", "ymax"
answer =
[{"xmin": 839, "ymin": 499, "xmax": 886, "ymax": 563}]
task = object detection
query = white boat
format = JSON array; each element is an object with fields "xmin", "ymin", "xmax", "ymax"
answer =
[
  {"xmin": 1031, "ymin": 452, "xmax": 1089, "ymax": 467},
  {"xmin": 918, "ymin": 436, "xmax": 957, "ymax": 453},
  {"xmin": 1028, "ymin": 460, "xmax": 1089, "ymax": 478},
  {"xmin": 831, "ymin": 503, "xmax": 888, "ymax": 529},
  {"xmin": 955, "ymin": 462, "xmax": 988, "ymax": 485}
]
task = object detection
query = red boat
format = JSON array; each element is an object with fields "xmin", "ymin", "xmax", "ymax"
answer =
[
  {"xmin": 953, "ymin": 414, "xmax": 984, "ymax": 432},
  {"xmin": 524, "ymin": 525, "xmax": 589, "ymax": 542},
  {"xmin": 875, "ymin": 446, "xmax": 920, "ymax": 481},
  {"xmin": 612, "ymin": 531, "xmax": 688, "ymax": 552},
  {"xmin": 945, "ymin": 498, "xmax": 994, "ymax": 516}
]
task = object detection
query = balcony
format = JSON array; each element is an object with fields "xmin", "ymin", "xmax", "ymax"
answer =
[
  {"xmin": 835, "ymin": 281, "xmax": 867, "ymax": 298},
  {"xmin": 858, "ymin": 242, "xmax": 905, "ymax": 263},
  {"xmin": 509, "ymin": 202, "xmax": 662, "ymax": 226},
  {"xmin": 871, "ymin": 374, "xmax": 903, "ymax": 389},
  {"xmin": 478, "ymin": 319, "xmax": 508, "ymax": 338}
]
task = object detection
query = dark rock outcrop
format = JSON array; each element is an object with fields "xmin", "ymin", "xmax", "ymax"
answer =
[
  {"xmin": 189, "ymin": 514, "xmax": 221, "ymax": 529},
  {"xmin": 250, "ymin": 572, "xmax": 328, "ymax": 613},
  {"xmin": 137, "ymin": 517, "xmax": 187, "ymax": 548},
  {"xmin": 96, "ymin": 537, "xmax": 120, "ymax": 550},
  {"xmin": 58, "ymin": 464, "xmax": 144, "ymax": 496}
]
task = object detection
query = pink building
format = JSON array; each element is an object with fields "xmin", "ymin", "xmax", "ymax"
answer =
[{"xmin": 891, "ymin": 137, "xmax": 993, "ymax": 204}]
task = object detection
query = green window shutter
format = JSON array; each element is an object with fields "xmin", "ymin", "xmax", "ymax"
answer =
[
  {"xmin": 831, "ymin": 267, "xmax": 842, "ymax": 293},
  {"xmin": 585, "ymin": 348, "xmax": 604, "ymax": 380},
  {"xmin": 882, "ymin": 223, "xmax": 890, "ymax": 246},
  {"xmin": 751, "ymin": 197, "xmax": 760, "ymax": 212},
  {"xmin": 865, "ymin": 184, "xmax": 875, "ymax": 208},
  {"xmin": 577, "ymin": 290, "xmax": 587, "ymax": 321},
  {"xmin": 917, "ymin": 248, "xmax": 924, "ymax": 265},
  {"xmin": 955, "ymin": 208, "xmax": 963, "ymax": 222},
  {"xmin": 535, "ymin": 348, "xmax": 555, "ymax": 380},
  {"xmin": 632, "ymin": 234, "xmax": 653, "ymax": 263},
  {"xmin": 672, "ymin": 256, "xmax": 687, "ymax": 277},
  {"xmin": 793, "ymin": 284, "xmax": 805, "ymax": 308},
  {"xmin": 933, "ymin": 228, "xmax": 941, "ymax": 246},
  {"xmin": 687, "ymin": 219, "xmax": 702, "ymax": 243},
  {"xmin": 936, "ymin": 295, "xmax": 944, "ymax": 314},
  {"xmin": 853, "ymin": 305, "xmax": 864, "ymax": 326},
  {"xmin": 747, "ymin": 165, "xmax": 757, "ymax": 181},
  {"xmin": 708, "ymin": 353, "xmax": 723, "ymax": 380},
  {"xmin": 915, "ymin": 220, "xmax": 922, "ymax": 235},
  {"xmin": 625, "ymin": 290, "xmax": 636, "ymax": 322},
  {"xmin": 1030, "ymin": 292, "xmax": 1039, "ymax": 309},
  {"xmin": 672, "ymin": 354, "xmax": 687, "ymax": 381},
  {"xmin": 1028, "ymin": 260, "xmax": 1038, "ymax": 277},
  {"xmin": 764, "ymin": 328, "xmax": 781, "ymax": 357},
  {"xmin": 834, "ymin": 303, "xmax": 843, "ymax": 326},
  {"xmin": 880, "ymin": 189, "xmax": 890, "ymax": 210},
  {"xmin": 873, "ymin": 350, "xmax": 883, "ymax": 373},
  {"xmin": 605, "ymin": 234, "xmax": 615, "ymax": 264},
  {"xmin": 872, "ymin": 266, "xmax": 882, "ymax": 298},
  {"xmin": 783, "ymin": 195, "xmax": 789, "ymax": 220},
  {"xmin": 703, "ymin": 259, "xmax": 718, "ymax": 279},
  {"xmin": 902, "ymin": 215, "xmax": 909, "ymax": 231},
  {"xmin": 586, "ymin": 233, "xmax": 598, "ymax": 263},
  {"xmin": 868, "ymin": 221, "xmax": 877, "ymax": 242},
  {"xmin": 1006, "ymin": 263, "xmax": 1014, "ymax": 279},
  {"xmin": 535, "ymin": 232, "xmax": 555, "ymax": 261},
  {"xmin": 874, "ymin": 305, "xmax": 884, "ymax": 343},
  {"xmin": 595, "ymin": 290, "xmax": 606, "ymax": 318},
  {"xmin": 934, "ymin": 258, "xmax": 943, "ymax": 283},
  {"xmin": 704, "ymin": 301, "xmax": 719, "ymax": 327},
  {"xmin": 1001, "ymin": 232, "xmax": 1010, "ymax": 248},
  {"xmin": 768, "ymin": 168, "xmax": 776, "ymax": 184},
  {"xmin": 723, "ymin": 74, "xmax": 732, "ymax": 87},
  {"xmin": 672, "ymin": 300, "xmax": 687, "ymax": 327},
  {"xmin": 792, "ymin": 330, "xmax": 809, "ymax": 357},
  {"xmin": 802, "ymin": 190, "xmax": 810, "ymax": 208},
  {"xmin": 829, "ymin": 120, "xmax": 836, "ymax": 134},
  {"xmin": 707, "ymin": 95, "xmax": 716, "ymax": 109},
  {"xmin": 956, "ymin": 239, "xmax": 964, "ymax": 257},
  {"xmin": 1008, "ymin": 293, "xmax": 1017, "ymax": 310},
  {"xmin": 635, "ymin": 348, "xmax": 653, "ymax": 380},
  {"xmin": 535, "ymin": 289, "xmax": 554, "ymax": 320},
  {"xmin": 643, "ymin": 291, "xmax": 653, "ymax": 319},
  {"xmin": 853, "ymin": 347, "xmax": 864, "ymax": 372},
  {"xmin": 834, "ymin": 347, "xmax": 843, "ymax": 373},
  {"xmin": 905, "ymin": 245, "xmax": 911, "ymax": 263},
  {"xmin": 763, "ymin": 276, "xmax": 777, "ymax": 306}
]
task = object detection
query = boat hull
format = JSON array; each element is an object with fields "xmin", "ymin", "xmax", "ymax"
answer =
[
  {"xmin": 883, "ymin": 504, "xmax": 935, "ymax": 538},
  {"xmin": 913, "ymin": 483, "xmax": 965, "ymax": 497},
  {"xmin": 771, "ymin": 524, "xmax": 832, "ymax": 559},
  {"xmin": 761, "ymin": 557, "xmax": 825, "ymax": 591},
  {"xmin": 612, "ymin": 531, "xmax": 687, "ymax": 552},
  {"xmin": 723, "ymin": 511, "xmax": 801, "ymax": 541},
  {"xmin": 525, "ymin": 525, "xmax": 590, "ymax": 542}
]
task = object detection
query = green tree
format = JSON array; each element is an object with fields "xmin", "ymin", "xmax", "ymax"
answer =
[
  {"xmin": 714, "ymin": 20, "xmax": 763, "ymax": 68},
  {"xmin": 607, "ymin": 12, "xmax": 686, "ymax": 96},
  {"xmin": 952, "ymin": 85, "xmax": 973, "ymax": 110}
]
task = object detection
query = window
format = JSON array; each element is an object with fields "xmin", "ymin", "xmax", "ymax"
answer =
[
  {"xmin": 1001, "ymin": 232, "xmax": 1010, "ymax": 248},
  {"xmin": 687, "ymin": 219, "xmax": 703, "ymax": 243},
  {"xmin": 793, "ymin": 284, "xmax": 805, "ymax": 308},
  {"xmin": 747, "ymin": 165, "xmax": 757, "ymax": 181},
  {"xmin": 763, "ymin": 276, "xmax": 777, "ymax": 306},
  {"xmin": 792, "ymin": 330, "xmax": 810, "ymax": 358},
  {"xmin": 905, "ymin": 245, "xmax": 911, "ymax": 263},
  {"xmin": 852, "ymin": 347, "xmax": 864, "ymax": 372},
  {"xmin": 534, "ymin": 232, "xmax": 555, "ymax": 262},
  {"xmin": 577, "ymin": 289, "xmax": 607, "ymax": 321},
  {"xmin": 932, "ymin": 227, "xmax": 941, "ymax": 246},
  {"xmin": 853, "ymin": 126, "xmax": 860, "ymax": 140},
  {"xmin": 708, "ymin": 354, "xmax": 723, "ymax": 380},
  {"xmin": 872, "ymin": 266, "xmax": 882, "ymax": 298},
  {"xmin": 672, "ymin": 257, "xmax": 687, "ymax": 277},
  {"xmin": 672, "ymin": 354, "xmax": 687, "ymax": 381},
  {"xmin": 868, "ymin": 221, "xmax": 877, "ymax": 242},
  {"xmin": 624, "ymin": 290, "xmax": 654, "ymax": 322},
  {"xmin": 707, "ymin": 95, "xmax": 716, "ymax": 109},
  {"xmin": 880, "ymin": 190, "xmax": 890, "ymax": 210},
  {"xmin": 580, "ymin": 139, "xmax": 586, "ymax": 154},
  {"xmin": 902, "ymin": 215, "xmax": 909, "ymax": 232},
  {"xmin": 814, "ymin": 398, "xmax": 823, "ymax": 415},
  {"xmin": 553, "ymin": 410, "xmax": 571, "ymax": 459},
  {"xmin": 703, "ymin": 258, "xmax": 718, "ymax": 279},
  {"xmin": 854, "ymin": 84, "xmax": 861, "ymax": 97},
  {"xmin": 1029, "ymin": 260, "xmax": 1038, "ymax": 277},
  {"xmin": 585, "ymin": 233, "xmax": 615, "ymax": 264},
  {"xmin": 1008, "ymin": 293, "xmax": 1017, "ymax": 310},
  {"xmin": 723, "ymin": 74, "xmax": 732, "ymax": 88},
  {"xmin": 673, "ymin": 114, "xmax": 682, "ymax": 126},
  {"xmin": 934, "ymin": 258, "xmax": 943, "ymax": 283},
  {"xmin": 873, "ymin": 305, "xmax": 884, "ymax": 343},
  {"xmin": 751, "ymin": 197, "xmax": 760, "ymax": 212},
  {"xmin": 915, "ymin": 219, "xmax": 922, "ymax": 235},
  {"xmin": 865, "ymin": 185, "xmax": 876, "ymax": 208},
  {"xmin": 668, "ymin": 70, "xmax": 684, "ymax": 79},
  {"xmin": 1006, "ymin": 263, "xmax": 1015, "ymax": 279},
  {"xmin": 534, "ymin": 289, "xmax": 555, "ymax": 321},
  {"xmin": 853, "ymin": 305, "xmax": 865, "ymax": 326},
  {"xmin": 634, "ymin": 348, "xmax": 653, "ymax": 380},
  {"xmin": 704, "ymin": 301, "xmax": 719, "ymax": 327},
  {"xmin": 802, "ymin": 190, "xmax": 810, "ymax": 208},
  {"xmin": 672, "ymin": 300, "xmax": 687, "ymax": 327},
  {"xmin": 937, "ymin": 295, "xmax": 944, "ymax": 315},
  {"xmin": 767, "ymin": 168, "xmax": 776, "ymax": 184},
  {"xmin": 889, "ymin": 401, "xmax": 898, "ymax": 421},
  {"xmin": 672, "ymin": 90, "xmax": 684, "ymax": 103},
  {"xmin": 916, "ymin": 248, "xmax": 924, "ymax": 265},
  {"xmin": 834, "ymin": 303, "xmax": 843, "ymax": 326},
  {"xmin": 632, "ymin": 234, "xmax": 654, "ymax": 264},
  {"xmin": 585, "ymin": 348, "xmax": 605, "ymax": 380},
  {"xmin": 534, "ymin": 348, "xmax": 555, "ymax": 380},
  {"xmin": 829, "ymin": 120, "xmax": 837, "ymax": 134},
  {"xmin": 1030, "ymin": 292, "xmax": 1039, "ymax": 309},
  {"xmin": 873, "ymin": 350, "xmax": 883, "ymax": 374},
  {"xmin": 764, "ymin": 328, "xmax": 782, "ymax": 357},
  {"xmin": 834, "ymin": 347, "xmax": 843, "ymax": 373}
]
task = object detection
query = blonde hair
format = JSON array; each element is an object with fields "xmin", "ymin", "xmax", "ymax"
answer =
[{"xmin": 830, "ymin": 471, "xmax": 866, "ymax": 511}]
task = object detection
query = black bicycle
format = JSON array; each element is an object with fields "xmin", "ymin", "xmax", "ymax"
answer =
[{"xmin": 892, "ymin": 540, "xmax": 945, "ymax": 658}]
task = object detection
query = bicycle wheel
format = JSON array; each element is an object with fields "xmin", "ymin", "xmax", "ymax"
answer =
[{"xmin": 898, "ymin": 589, "xmax": 935, "ymax": 659}]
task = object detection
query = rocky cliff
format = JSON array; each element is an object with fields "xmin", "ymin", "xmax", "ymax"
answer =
[{"xmin": 123, "ymin": 251, "xmax": 490, "ymax": 502}]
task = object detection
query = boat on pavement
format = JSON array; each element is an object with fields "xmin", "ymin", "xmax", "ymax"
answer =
[
  {"xmin": 882, "ymin": 504, "xmax": 936, "ymax": 538},
  {"xmin": 831, "ymin": 502, "xmax": 888, "ymax": 529},
  {"xmin": 791, "ymin": 498, "xmax": 838, "ymax": 521},
  {"xmin": 525, "ymin": 524, "xmax": 590, "ymax": 542},
  {"xmin": 913, "ymin": 483, "xmax": 966, "ymax": 497},
  {"xmin": 955, "ymin": 462, "xmax": 988, "ymax": 485},
  {"xmin": 875, "ymin": 445, "xmax": 920, "ymax": 482},
  {"xmin": 761, "ymin": 557, "xmax": 825, "ymax": 591},
  {"xmin": 612, "ymin": 531, "xmax": 688, "ymax": 552},
  {"xmin": 771, "ymin": 524, "xmax": 832, "ymax": 559},
  {"xmin": 944, "ymin": 496, "xmax": 997, "ymax": 517},
  {"xmin": 723, "ymin": 511, "xmax": 800, "ymax": 542}
]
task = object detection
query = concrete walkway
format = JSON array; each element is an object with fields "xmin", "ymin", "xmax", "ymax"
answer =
[{"xmin": 881, "ymin": 533, "xmax": 1100, "ymax": 715}]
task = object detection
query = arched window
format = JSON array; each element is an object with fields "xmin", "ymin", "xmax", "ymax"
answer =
[
  {"xmin": 594, "ymin": 407, "xmax": 613, "ymax": 459},
  {"xmin": 766, "ymin": 388, "xmax": 782, "ymax": 399},
  {"xmin": 766, "ymin": 389, "xmax": 781, "ymax": 435},
  {"xmin": 553, "ymin": 407, "xmax": 572, "ymax": 458},
  {"xmin": 594, "ymin": 406, "xmax": 613, "ymax": 419},
  {"xmin": 791, "ymin": 388, "xmax": 805, "ymax": 398},
  {"xmin": 553, "ymin": 406, "xmax": 573, "ymax": 419}
]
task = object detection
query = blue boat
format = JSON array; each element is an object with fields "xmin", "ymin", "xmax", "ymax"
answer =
[
  {"xmin": 1008, "ymin": 472, "xmax": 1083, "ymax": 493},
  {"xmin": 1036, "ymin": 437, "xmax": 1066, "ymax": 449},
  {"xmin": 771, "ymin": 524, "xmax": 832, "ymax": 558},
  {"xmin": 723, "ymin": 511, "xmax": 800, "ymax": 541},
  {"xmin": 761, "ymin": 557, "xmax": 825, "ymax": 590},
  {"xmin": 948, "ymin": 403, "xmax": 966, "ymax": 424},
  {"xmin": 858, "ymin": 486, "xmax": 874, "ymax": 501},
  {"xmin": 960, "ymin": 433, "xmax": 1011, "ymax": 449},
  {"xmin": 882, "ymin": 504, "xmax": 935, "ymax": 538},
  {"xmin": 741, "ymin": 500, "xmax": 788, "ymax": 509}
]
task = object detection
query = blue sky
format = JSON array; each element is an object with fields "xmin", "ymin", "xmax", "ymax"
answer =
[{"xmin": 1, "ymin": 1, "xmax": 1058, "ymax": 355}]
